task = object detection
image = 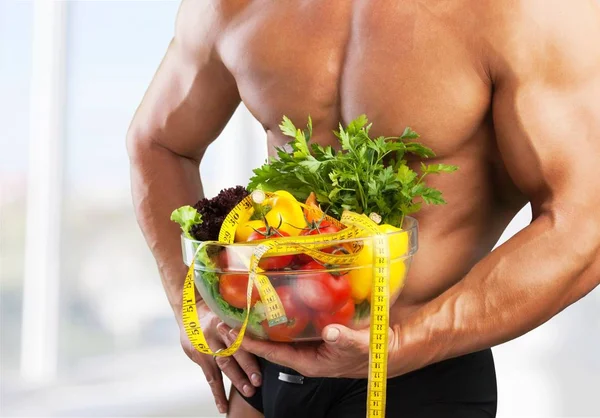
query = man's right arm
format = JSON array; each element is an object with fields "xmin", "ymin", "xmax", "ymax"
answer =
[
  {"xmin": 127, "ymin": 1, "xmax": 240, "ymax": 313},
  {"xmin": 126, "ymin": 3, "xmax": 262, "ymax": 414}
]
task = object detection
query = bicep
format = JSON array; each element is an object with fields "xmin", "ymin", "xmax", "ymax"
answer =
[
  {"xmin": 493, "ymin": 76, "xmax": 600, "ymax": 214},
  {"xmin": 128, "ymin": 2, "xmax": 240, "ymax": 161},
  {"xmin": 491, "ymin": 2, "xmax": 600, "ymax": 216}
]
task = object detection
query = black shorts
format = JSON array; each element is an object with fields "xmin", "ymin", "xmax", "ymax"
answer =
[{"xmin": 238, "ymin": 348, "xmax": 497, "ymax": 418}]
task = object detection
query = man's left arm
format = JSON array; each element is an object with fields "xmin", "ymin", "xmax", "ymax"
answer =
[
  {"xmin": 237, "ymin": 1, "xmax": 600, "ymax": 378},
  {"xmin": 390, "ymin": 0, "xmax": 600, "ymax": 376}
]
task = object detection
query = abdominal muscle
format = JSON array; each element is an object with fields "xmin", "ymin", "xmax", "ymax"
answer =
[
  {"xmin": 259, "ymin": 131, "xmax": 525, "ymax": 328},
  {"xmin": 389, "ymin": 200, "xmax": 519, "ymax": 323}
]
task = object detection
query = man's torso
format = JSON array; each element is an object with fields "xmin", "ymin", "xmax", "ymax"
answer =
[{"xmin": 213, "ymin": 0, "xmax": 528, "ymax": 319}]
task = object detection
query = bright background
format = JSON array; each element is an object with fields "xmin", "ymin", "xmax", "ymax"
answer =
[{"xmin": 0, "ymin": 1, "xmax": 598, "ymax": 417}]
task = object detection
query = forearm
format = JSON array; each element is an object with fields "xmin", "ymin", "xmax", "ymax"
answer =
[
  {"xmin": 128, "ymin": 137, "xmax": 204, "ymax": 315},
  {"xmin": 392, "ymin": 210, "xmax": 600, "ymax": 376}
]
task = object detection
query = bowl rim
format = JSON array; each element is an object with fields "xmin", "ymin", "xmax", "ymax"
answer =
[
  {"xmin": 183, "ymin": 215, "xmax": 418, "ymax": 246},
  {"xmin": 182, "ymin": 216, "xmax": 419, "ymax": 274}
]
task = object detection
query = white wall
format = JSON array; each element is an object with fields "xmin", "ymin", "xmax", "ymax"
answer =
[{"xmin": 493, "ymin": 205, "xmax": 600, "ymax": 417}]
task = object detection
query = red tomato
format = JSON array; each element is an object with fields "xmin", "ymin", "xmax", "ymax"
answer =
[
  {"xmin": 218, "ymin": 248, "xmax": 249, "ymax": 271},
  {"xmin": 262, "ymin": 286, "xmax": 310, "ymax": 341},
  {"xmin": 219, "ymin": 273, "xmax": 260, "ymax": 309},
  {"xmin": 247, "ymin": 228, "xmax": 294, "ymax": 270},
  {"xmin": 294, "ymin": 261, "xmax": 351, "ymax": 312},
  {"xmin": 297, "ymin": 225, "xmax": 341, "ymax": 263},
  {"xmin": 313, "ymin": 299, "xmax": 356, "ymax": 333}
]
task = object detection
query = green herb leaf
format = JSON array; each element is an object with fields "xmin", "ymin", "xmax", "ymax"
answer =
[
  {"xmin": 299, "ymin": 156, "xmax": 322, "ymax": 172},
  {"xmin": 405, "ymin": 142, "xmax": 436, "ymax": 158},
  {"xmin": 400, "ymin": 202, "xmax": 422, "ymax": 215},
  {"xmin": 420, "ymin": 188, "xmax": 447, "ymax": 205},
  {"xmin": 401, "ymin": 127, "xmax": 420, "ymax": 139},
  {"xmin": 422, "ymin": 163, "xmax": 459, "ymax": 174},
  {"xmin": 279, "ymin": 116, "xmax": 297, "ymax": 139},
  {"xmin": 247, "ymin": 115, "xmax": 458, "ymax": 227},
  {"xmin": 304, "ymin": 115, "xmax": 313, "ymax": 140},
  {"xmin": 396, "ymin": 165, "xmax": 417, "ymax": 184},
  {"xmin": 347, "ymin": 114, "xmax": 369, "ymax": 135},
  {"xmin": 338, "ymin": 124, "xmax": 352, "ymax": 151}
]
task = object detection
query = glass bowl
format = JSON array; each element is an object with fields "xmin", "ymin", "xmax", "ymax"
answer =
[{"xmin": 182, "ymin": 217, "xmax": 418, "ymax": 341}]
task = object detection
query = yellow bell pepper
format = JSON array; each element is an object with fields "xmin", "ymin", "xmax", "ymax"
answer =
[
  {"xmin": 262, "ymin": 190, "xmax": 307, "ymax": 237},
  {"xmin": 234, "ymin": 190, "xmax": 306, "ymax": 241},
  {"xmin": 348, "ymin": 224, "xmax": 409, "ymax": 303},
  {"xmin": 235, "ymin": 219, "xmax": 266, "ymax": 242}
]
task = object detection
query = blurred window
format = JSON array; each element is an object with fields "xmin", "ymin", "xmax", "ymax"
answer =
[
  {"xmin": 58, "ymin": 1, "xmax": 265, "ymax": 369},
  {"xmin": 0, "ymin": 0, "xmax": 33, "ymax": 381},
  {"xmin": 2, "ymin": 1, "xmax": 265, "ymax": 416}
]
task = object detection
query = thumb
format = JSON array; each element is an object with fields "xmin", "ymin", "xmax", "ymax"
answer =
[{"xmin": 322, "ymin": 324, "xmax": 370, "ymax": 351}]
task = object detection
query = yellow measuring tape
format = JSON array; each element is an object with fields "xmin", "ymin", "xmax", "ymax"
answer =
[
  {"xmin": 182, "ymin": 193, "xmax": 393, "ymax": 417},
  {"xmin": 368, "ymin": 234, "xmax": 390, "ymax": 417}
]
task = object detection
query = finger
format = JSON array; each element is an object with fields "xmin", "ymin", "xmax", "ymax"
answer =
[
  {"xmin": 217, "ymin": 323, "xmax": 262, "ymax": 386},
  {"xmin": 215, "ymin": 327, "xmax": 257, "ymax": 397},
  {"xmin": 237, "ymin": 330, "xmax": 297, "ymax": 369},
  {"xmin": 223, "ymin": 329, "xmax": 262, "ymax": 387},
  {"xmin": 198, "ymin": 356, "xmax": 228, "ymax": 415},
  {"xmin": 322, "ymin": 324, "xmax": 370, "ymax": 352},
  {"xmin": 215, "ymin": 354, "xmax": 257, "ymax": 398}
]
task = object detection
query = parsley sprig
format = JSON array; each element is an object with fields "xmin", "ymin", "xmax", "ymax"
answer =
[{"xmin": 248, "ymin": 115, "xmax": 458, "ymax": 227}]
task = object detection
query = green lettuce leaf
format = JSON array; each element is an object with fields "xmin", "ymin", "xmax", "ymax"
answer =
[
  {"xmin": 170, "ymin": 206, "xmax": 202, "ymax": 239},
  {"xmin": 194, "ymin": 247, "xmax": 264, "ymax": 333}
]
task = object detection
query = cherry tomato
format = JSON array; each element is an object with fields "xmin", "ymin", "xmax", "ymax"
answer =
[
  {"xmin": 247, "ymin": 228, "xmax": 294, "ymax": 270},
  {"xmin": 262, "ymin": 286, "xmax": 310, "ymax": 341},
  {"xmin": 294, "ymin": 261, "xmax": 351, "ymax": 312},
  {"xmin": 219, "ymin": 273, "xmax": 260, "ymax": 309},
  {"xmin": 313, "ymin": 299, "xmax": 356, "ymax": 333},
  {"xmin": 297, "ymin": 224, "xmax": 341, "ymax": 263}
]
